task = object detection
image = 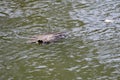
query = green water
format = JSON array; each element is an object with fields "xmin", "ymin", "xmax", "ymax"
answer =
[{"xmin": 0, "ymin": 0, "xmax": 120, "ymax": 80}]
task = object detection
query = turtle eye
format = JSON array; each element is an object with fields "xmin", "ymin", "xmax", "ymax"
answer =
[{"xmin": 38, "ymin": 40, "xmax": 43, "ymax": 44}]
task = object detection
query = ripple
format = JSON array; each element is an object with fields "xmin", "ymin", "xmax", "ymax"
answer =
[{"xmin": 35, "ymin": 65, "xmax": 47, "ymax": 69}]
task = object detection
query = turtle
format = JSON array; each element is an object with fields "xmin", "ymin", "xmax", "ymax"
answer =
[{"xmin": 27, "ymin": 32, "xmax": 66, "ymax": 44}]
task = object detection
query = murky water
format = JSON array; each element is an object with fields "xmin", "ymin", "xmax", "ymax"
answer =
[{"xmin": 0, "ymin": 0, "xmax": 120, "ymax": 80}]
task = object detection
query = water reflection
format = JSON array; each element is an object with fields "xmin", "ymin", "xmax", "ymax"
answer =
[{"xmin": 0, "ymin": 0, "xmax": 120, "ymax": 80}]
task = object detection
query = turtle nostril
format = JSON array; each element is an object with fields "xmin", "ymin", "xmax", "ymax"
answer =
[
  {"xmin": 38, "ymin": 40, "xmax": 43, "ymax": 44},
  {"xmin": 44, "ymin": 42, "xmax": 50, "ymax": 44}
]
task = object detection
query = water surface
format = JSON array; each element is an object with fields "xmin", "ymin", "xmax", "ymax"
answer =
[{"xmin": 0, "ymin": 0, "xmax": 120, "ymax": 80}]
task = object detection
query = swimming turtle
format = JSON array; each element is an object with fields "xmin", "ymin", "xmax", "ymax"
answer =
[{"xmin": 27, "ymin": 32, "xmax": 66, "ymax": 44}]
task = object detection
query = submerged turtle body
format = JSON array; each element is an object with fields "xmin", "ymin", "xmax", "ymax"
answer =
[{"xmin": 27, "ymin": 32, "xmax": 66, "ymax": 44}]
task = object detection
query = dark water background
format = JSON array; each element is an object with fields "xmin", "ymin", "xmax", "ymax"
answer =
[{"xmin": 0, "ymin": 0, "xmax": 120, "ymax": 80}]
